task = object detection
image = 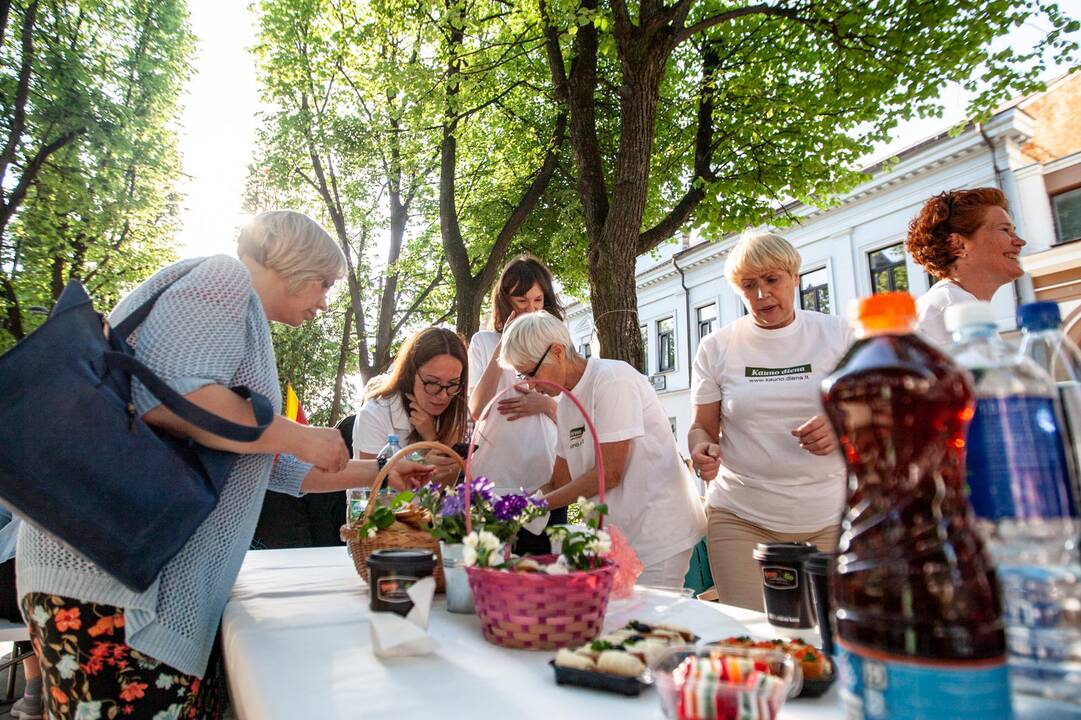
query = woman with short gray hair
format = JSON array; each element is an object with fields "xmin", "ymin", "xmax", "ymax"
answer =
[
  {"xmin": 16, "ymin": 211, "xmax": 433, "ymax": 718},
  {"xmin": 500, "ymin": 311, "xmax": 706, "ymax": 587},
  {"xmin": 688, "ymin": 231, "xmax": 852, "ymax": 610}
]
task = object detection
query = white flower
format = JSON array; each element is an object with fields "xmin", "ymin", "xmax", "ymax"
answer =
[
  {"xmin": 152, "ymin": 705, "xmax": 183, "ymax": 720},
  {"xmin": 545, "ymin": 561, "xmax": 569, "ymax": 575},
  {"xmin": 589, "ymin": 530, "xmax": 612, "ymax": 556},
  {"xmin": 73, "ymin": 701, "xmax": 102, "ymax": 720},
  {"xmin": 478, "ymin": 530, "xmax": 500, "ymax": 552},
  {"xmin": 577, "ymin": 497, "xmax": 596, "ymax": 521},
  {"xmin": 155, "ymin": 674, "xmax": 174, "ymax": 690},
  {"xmin": 462, "ymin": 545, "xmax": 477, "ymax": 567},
  {"xmin": 463, "ymin": 532, "xmax": 480, "ymax": 549},
  {"xmin": 56, "ymin": 653, "xmax": 79, "ymax": 679},
  {"xmin": 31, "ymin": 606, "xmax": 49, "ymax": 627},
  {"xmin": 365, "ymin": 526, "xmax": 378, "ymax": 539}
]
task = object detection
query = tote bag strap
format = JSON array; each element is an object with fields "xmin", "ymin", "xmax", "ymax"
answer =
[
  {"xmin": 105, "ymin": 260, "xmax": 273, "ymax": 442},
  {"xmin": 103, "ymin": 352, "xmax": 274, "ymax": 441}
]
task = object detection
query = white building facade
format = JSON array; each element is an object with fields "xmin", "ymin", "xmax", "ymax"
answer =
[{"xmin": 565, "ymin": 75, "xmax": 1081, "ymax": 455}]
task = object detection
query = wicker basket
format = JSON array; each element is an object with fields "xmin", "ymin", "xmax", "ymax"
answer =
[
  {"xmin": 463, "ymin": 378, "xmax": 614, "ymax": 649},
  {"xmin": 341, "ymin": 440, "xmax": 466, "ymax": 593},
  {"xmin": 467, "ymin": 555, "xmax": 615, "ymax": 649}
]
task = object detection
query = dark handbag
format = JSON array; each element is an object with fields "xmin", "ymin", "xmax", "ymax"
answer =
[{"xmin": 0, "ymin": 271, "xmax": 274, "ymax": 592}]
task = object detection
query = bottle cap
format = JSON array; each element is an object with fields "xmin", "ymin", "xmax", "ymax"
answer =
[
  {"xmin": 944, "ymin": 301, "xmax": 995, "ymax": 333},
  {"xmin": 851, "ymin": 292, "xmax": 916, "ymax": 334},
  {"xmin": 387, "ymin": 434, "xmax": 399, "ymax": 444},
  {"xmin": 1017, "ymin": 301, "xmax": 1061, "ymax": 332}
]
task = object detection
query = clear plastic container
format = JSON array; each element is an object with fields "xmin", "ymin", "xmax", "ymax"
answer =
[
  {"xmin": 651, "ymin": 643, "xmax": 797, "ymax": 720},
  {"xmin": 946, "ymin": 300, "xmax": 1081, "ymax": 705}
]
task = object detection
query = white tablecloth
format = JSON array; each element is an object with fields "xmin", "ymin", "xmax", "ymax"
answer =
[{"xmin": 222, "ymin": 547, "xmax": 840, "ymax": 719}]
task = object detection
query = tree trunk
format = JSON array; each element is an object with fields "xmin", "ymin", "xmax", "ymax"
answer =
[
  {"xmin": 589, "ymin": 233, "xmax": 642, "ymax": 367},
  {"xmin": 330, "ymin": 307, "xmax": 353, "ymax": 426}
]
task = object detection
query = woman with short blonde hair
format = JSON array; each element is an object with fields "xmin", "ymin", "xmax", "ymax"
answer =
[
  {"xmin": 689, "ymin": 231, "xmax": 852, "ymax": 610},
  {"xmin": 16, "ymin": 211, "xmax": 432, "ymax": 718}
]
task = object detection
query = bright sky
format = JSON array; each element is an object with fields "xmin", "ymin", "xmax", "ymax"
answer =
[{"xmin": 174, "ymin": 2, "xmax": 1081, "ymax": 261}]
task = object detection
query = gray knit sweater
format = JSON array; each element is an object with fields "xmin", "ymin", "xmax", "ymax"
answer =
[{"xmin": 16, "ymin": 255, "xmax": 312, "ymax": 677}]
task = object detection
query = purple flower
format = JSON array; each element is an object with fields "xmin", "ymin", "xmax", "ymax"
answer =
[
  {"xmin": 528, "ymin": 496, "xmax": 549, "ymax": 510},
  {"xmin": 439, "ymin": 495, "xmax": 464, "ymax": 517},
  {"xmin": 458, "ymin": 476, "xmax": 494, "ymax": 505},
  {"xmin": 493, "ymin": 494, "xmax": 529, "ymax": 522}
]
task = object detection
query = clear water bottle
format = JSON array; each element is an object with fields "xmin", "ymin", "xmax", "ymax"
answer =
[
  {"xmin": 945, "ymin": 301, "xmax": 1081, "ymax": 705},
  {"xmin": 1017, "ymin": 300, "xmax": 1081, "ymax": 513},
  {"xmin": 376, "ymin": 433, "xmax": 403, "ymax": 470}
]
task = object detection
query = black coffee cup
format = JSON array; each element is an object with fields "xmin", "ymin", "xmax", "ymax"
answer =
[
  {"xmin": 804, "ymin": 552, "xmax": 835, "ymax": 655},
  {"xmin": 752, "ymin": 542, "xmax": 816, "ymax": 628},
  {"xmin": 366, "ymin": 548, "xmax": 436, "ymax": 617}
]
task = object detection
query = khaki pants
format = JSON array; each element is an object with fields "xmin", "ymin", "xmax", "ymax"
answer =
[{"xmin": 706, "ymin": 507, "xmax": 840, "ymax": 612}]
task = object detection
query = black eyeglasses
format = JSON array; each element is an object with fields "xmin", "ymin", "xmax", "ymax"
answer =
[
  {"xmin": 516, "ymin": 344, "xmax": 552, "ymax": 380},
  {"xmin": 421, "ymin": 378, "xmax": 463, "ymax": 397}
]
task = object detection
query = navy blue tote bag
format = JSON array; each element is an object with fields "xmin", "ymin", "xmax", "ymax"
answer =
[{"xmin": 0, "ymin": 272, "xmax": 273, "ymax": 592}]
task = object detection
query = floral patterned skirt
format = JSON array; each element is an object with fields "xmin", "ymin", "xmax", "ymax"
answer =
[{"xmin": 20, "ymin": 593, "xmax": 225, "ymax": 720}]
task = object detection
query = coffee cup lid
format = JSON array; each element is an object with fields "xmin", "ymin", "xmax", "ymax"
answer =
[
  {"xmin": 804, "ymin": 552, "xmax": 834, "ymax": 574},
  {"xmin": 752, "ymin": 542, "xmax": 816, "ymax": 562}
]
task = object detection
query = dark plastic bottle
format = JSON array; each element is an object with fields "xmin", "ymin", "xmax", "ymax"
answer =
[{"xmin": 820, "ymin": 292, "xmax": 1012, "ymax": 720}]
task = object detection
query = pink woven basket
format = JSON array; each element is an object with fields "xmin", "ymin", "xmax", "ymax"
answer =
[{"xmin": 463, "ymin": 378, "xmax": 614, "ymax": 650}]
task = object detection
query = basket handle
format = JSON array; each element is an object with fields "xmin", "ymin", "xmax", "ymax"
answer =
[
  {"xmin": 361, "ymin": 440, "xmax": 467, "ymax": 522},
  {"xmin": 464, "ymin": 378, "xmax": 605, "ymax": 533}
]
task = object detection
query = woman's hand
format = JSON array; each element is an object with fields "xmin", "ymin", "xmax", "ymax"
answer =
[
  {"xmin": 388, "ymin": 459, "xmax": 436, "ymax": 491},
  {"xmin": 295, "ymin": 426, "xmax": 350, "ymax": 473},
  {"xmin": 425, "ymin": 450, "xmax": 462, "ymax": 485},
  {"xmin": 405, "ymin": 393, "xmax": 437, "ymax": 441},
  {"xmin": 792, "ymin": 415, "xmax": 838, "ymax": 456},
  {"xmin": 497, "ymin": 387, "xmax": 551, "ymax": 421},
  {"xmin": 690, "ymin": 441, "xmax": 722, "ymax": 481}
]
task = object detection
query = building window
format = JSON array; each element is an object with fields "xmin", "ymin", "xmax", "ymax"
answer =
[
  {"xmin": 657, "ymin": 317, "xmax": 676, "ymax": 372},
  {"xmin": 799, "ymin": 267, "xmax": 831, "ymax": 314},
  {"xmin": 579, "ymin": 342, "xmax": 591, "ymax": 358},
  {"xmin": 696, "ymin": 303, "xmax": 717, "ymax": 343},
  {"xmin": 668, "ymin": 417, "xmax": 677, "ymax": 437},
  {"xmin": 638, "ymin": 325, "xmax": 648, "ymax": 374},
  {"xmin": 1053, "ymin": 187, "xmax": 1081, "ymax": 244},
  {"xmin": 868, "ymin": 243, "xmax": 909, "ymax": 294}
]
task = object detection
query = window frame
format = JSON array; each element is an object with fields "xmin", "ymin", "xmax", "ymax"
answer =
[
  {"xmin": 656, "ymin": 316, "xmax": 676, "ymax": 373},
  {"xmin": 1052, "ymin": 186, "xmax": 1081, "ymax": 244},
  {"xmin": 798, "ymin": 265, "xmax": 832, "ymax": 315},
  {"xmin": 867, "ymin": 242, "xmax": 910, "ymax": 295}
]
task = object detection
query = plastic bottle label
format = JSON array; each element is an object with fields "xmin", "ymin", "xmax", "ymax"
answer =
[
  {"xmin": 838, "ymin": 644, "xmax": 1013, "ymax": 720},
  {"xmin": 966, "ymin": 396, "xmax": 1077, "ymax": 520}
]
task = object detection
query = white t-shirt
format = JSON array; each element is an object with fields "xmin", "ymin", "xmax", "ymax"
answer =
[
  {"xmin": 691, "ymin": 310, "xmax": 852, "ymax": 533},
  {"xmin": 352, "ymin": 381, "xmax": 414, "ymax": 456},
  {"xmin": 467, "ymin": 331, "xmax": 557, "ymax": 492},
  {"xmin": 916, "ymin": 279, "xmax": 977, "ymax": 348},
  {"xmin": 557, "ymin": 358, "xmax": 706, "ymax": 567}
]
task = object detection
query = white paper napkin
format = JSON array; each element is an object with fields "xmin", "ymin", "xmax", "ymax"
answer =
[{"xmin": 369, "ymin": 576, "xmax": 439, "ymax": 657}]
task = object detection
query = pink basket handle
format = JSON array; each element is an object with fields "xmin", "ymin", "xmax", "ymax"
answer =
[{"xmin": 464, "ymin": 378, "xmax": 605, "ymax": 533}]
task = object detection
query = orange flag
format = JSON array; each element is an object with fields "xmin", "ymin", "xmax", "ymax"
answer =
[{"xmin": 284, "ymin": 383, "xmax": 308, "ymax": 425}]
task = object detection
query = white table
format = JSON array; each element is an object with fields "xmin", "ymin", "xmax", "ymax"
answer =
[{"xmin": 222, "ymin": 547, "xmax": 840, "ymax": 719}]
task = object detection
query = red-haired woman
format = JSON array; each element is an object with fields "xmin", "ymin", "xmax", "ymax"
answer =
[{"xmin": 906, "ymin": 187, "xmax": 1026, "ymax": 346}]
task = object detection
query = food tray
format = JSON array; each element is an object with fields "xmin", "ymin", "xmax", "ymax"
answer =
[
  {"xmin": 796, "ymin": 658, "xmax": 836, "ymax": 699},
  {"xmin": 549, "ymin": 660, "xmax": 651, "ymax": 696}
]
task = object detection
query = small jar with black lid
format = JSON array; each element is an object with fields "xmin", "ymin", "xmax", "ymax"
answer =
[{"xmin": 366, "ymin": 549, "xmax": 436, "ymax": 617}]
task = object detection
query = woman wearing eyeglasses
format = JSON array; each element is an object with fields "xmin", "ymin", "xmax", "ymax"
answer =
[
  {"xmin": 907, "ymin": 187, "xmax": 1026, "ymax": 347},
  {"xmin": 353, "ymin": 327, "xmax": 469, "ymax": 486},
  {"xmin": 500, "ymin": 311, "xmax": 707, "ymax": 587}
]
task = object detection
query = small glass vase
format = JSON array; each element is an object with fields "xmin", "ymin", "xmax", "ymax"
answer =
[{"xmin": 440, "ymin": 541, "xmax": 475, "ymax": 614}]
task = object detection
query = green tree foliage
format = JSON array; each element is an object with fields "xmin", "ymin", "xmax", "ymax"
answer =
[
  {"xmin": 0, "ymin": 0, "xmax": 193, "ymax": 349},
  {"xmin": 530, "ymin": 0, "xmax": 1079, "ymax": 365},
  {"xmin": 251, "ymin": 0, "xmax": 453, "ymax": 423}
]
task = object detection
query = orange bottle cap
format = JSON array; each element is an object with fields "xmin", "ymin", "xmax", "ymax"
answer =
[{"xmin": 852, "ymin": 292, "xmax": 916, "ymax": 334}]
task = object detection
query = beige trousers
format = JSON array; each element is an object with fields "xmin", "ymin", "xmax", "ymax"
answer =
[{"xmin": 706, "ymin": 507, "xmax": 840, "ymax": 612}]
